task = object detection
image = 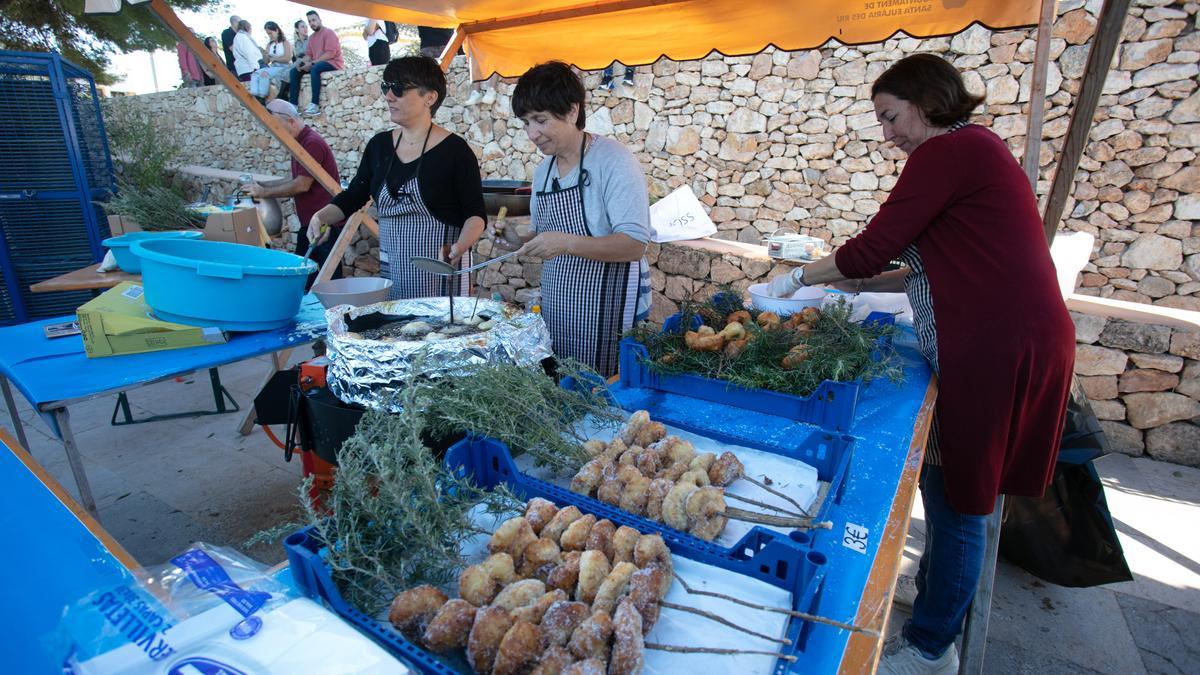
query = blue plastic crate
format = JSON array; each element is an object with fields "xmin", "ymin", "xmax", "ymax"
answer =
[
  {"xmin": 620, "ymin": 312, "xmax": 895, "ymax": 432},
  {"xmin": 286, "ymin": 481, "xmax": 831, "ymax": 673}
]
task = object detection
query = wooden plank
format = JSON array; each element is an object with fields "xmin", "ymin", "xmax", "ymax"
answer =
[
  {"xmin": 29, "ymin": 264, "xmax": 139, "ymax": 294},
  {"xmin": 838, "ymin": 376, "xmax": 938, "ymax": 674},
  {"xmin": 1021, "ymin": 0, "xmax": 1057, "ymax": 190},
  {"xmin": 1041, "ymin": 0, "xmax": 1133, "ymax": 242},
  {"xmin": 439, "ymin": 28, "xmax": 467, "ymax": 73},
  {"xmin": 1066, "ymin": 293, "xmax": 1200, "ymax": 331},
  {"xmin": 959, "ymin": 495, "xmax": 1004, "ymax": 674}
]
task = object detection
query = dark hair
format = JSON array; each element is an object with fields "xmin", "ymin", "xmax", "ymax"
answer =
[
  {"xmin": 264, "ymin": 21, "xmax": 284, "ymax": 43},
  {"xmin": 513, "ymin": 61, "xmax": 586, "ymax": 129},
  {"xmin": 204, "ymin": 36, "xmax": 218, "ymax": 50},
  {"xmin": 294, "ymin": 20, "xmax": 305, "ymax": 30},
  {"xmin": 237, "ymin": 19, "xmax": 251, "ymax": 32},
  {"xmin": 871, "ymin": 54, "xmax": 983, "ymax": 127},
  {"xmin": 382, "ymin": 56, "xmax": 448, "ymax": 115},
  {"xmin": 306, "ymin": 10, "xmax": 319, "ymax": 18}
]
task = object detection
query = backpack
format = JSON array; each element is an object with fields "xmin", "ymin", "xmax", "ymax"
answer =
[{"xmin": 384, "ymin": 21, "xmax": 399, "ymax": 44}]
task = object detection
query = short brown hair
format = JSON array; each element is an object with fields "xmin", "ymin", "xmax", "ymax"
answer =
[{"xmin": 871, "ymin": 54, "xmax": 983, "ymax": 127}]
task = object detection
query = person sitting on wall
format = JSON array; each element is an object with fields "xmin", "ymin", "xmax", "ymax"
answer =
[
  {"xmin": 288, "ymin": 10, "xmax": 344, "ymax": 116},
  {"xmin": 231, "ymin": 20, "xmax": 263, "ymax": 84},
  {"xmin": 247, "ymin": 100, "xmax": 345, "ymax": 289}
]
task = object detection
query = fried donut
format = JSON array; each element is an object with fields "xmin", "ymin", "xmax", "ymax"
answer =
[
  {"xmin": 582, "ymin": 440, "xmax": 607, "ymax": 458},
  {"xmin": 611, "ymin": 526, "xmax": 640, "ymax": 564},
  {"xmin": 689, "ymin": 452, "xmax": 717, "ymax": 473},
  {"xmin": 571, "ymin": 459, "xmax": 607, "ymax": 496},
  {"xmin": 615, "ymin": 464, "xmax": 644, "ymax": 484},
  {"xmin": 727, "ymin": 309, "xmax": 752, "ymax": 325},
  {"xmin": 644, "ymin": 478, "xmax": 674, "ymax": 521},
  {"xmin": 481, "ymin": 552, "xmax": 518, "ymax": 585},
  {"xmin": 518, "ymin": 537, "xmax": 562, "ymax": 578},
  {"xmin": 560, "ymin": 514, "xmax": 597, "ymax": 551},
  {"xmin": 685, "ymin": 485, "xmax": 728, "ymax": 541},
  {"xmin": 757, "ymin": 311, "xmax": 781, "ymax": 330},
  {"xmin": 633, "ymin": 420, "xmax": 667, "ymax": 448},
  {"xmin": 708, "ymin": 451, "xmax": 745, "ymax": 486},
  {"xmin": 512, "ymin": 589, "xmax": 568, "ymax": 625},
  {"xmin": 422, "ymin": 599, "xmax": 476, "ymax": 652},
  {"xmin": 546, "ymin": 551, "xmax": 582, "ymax": 593},
  {"xmin": 567, "ymin": 610, "xmax": 614, "ymax": 661},
  {"xmin": 591, "ymin": 561, "xmax": 638, "ymax": 615},
  {"xmin": 609, "ymin": 598, "xmax": 645, "ymax": 675},
  {"xmin": 601, "ymin": 438, "xmax": 628, "ymax": 462},
  {"xmin": 628, "ymin": 566, "xmax": 664, "ymax": 633},
  {"xmin": 658, "ymin": 462, "xmax": 689, "ymax": 483},
  {"xmin": 620, "ymin": 410, "xmax": 651, "ymax": 445},
  {"xmin": 601, "ymin": 458, "xmax": 623, "ymax": 483},
  {"xmin": 542, "ymin": 506, "xmax": 584, "ymax": 543},
  {"xmin": 583, "ymin": 519, "xmax": 614, "ymax": 558},
  {"xmin": 679, "ymin": 468, "xmax": 711, "ymax": 487},
  {"xmin": 596, "ymin": 480, "xmax": 623, "ymax": 507},
  {"xmin": 493, "ymin": 620, "xmax": 542, "ymax": 675},
  {"xmin": 525, "ymin": 498, "xmax": 559, "ymax": 536},
  {"xmin": 490, "ymin": 517, "xmax": 538, "ymax": 560},
  {"xmin": 662, "ymin": 437, "xmax": 696, "ymax": 465},
  {"xmin": 633, "ymin": 534, "xmax": 674, "ymax": 596},
  {"xmin": 493, "ymin": 579, "xmax": 547, "ymax": 611},
  {"xmin": 576, "ymin": 549, "xmax": 611, "ymax": 604},
  {"xmin": 467, "ymin": 606, "xmax": 513, "ymax": 674},
  {"xmin": 388, "ymin": 585, "xmax": 447, "ymax": 636},
  {"xmin": 662, "ymin": 481, "xmax": 698, "ymax": 531},
  {"xmin": 540, "ymin": 600, "xmax": 591, "ymax": 648},
  {"xmin": 616, "ymin": 447, "xmax": 641, "ymax": 467},
  {"xmin": 562, "ymin": 659, "xmax": 606, "ymax": 675},
  {"xmin": 459, "ymin": 564, "xmax": 499, "ymax": 607},
  {"xmin": 619, "ymin": 475, "xmax": 651, "ymax": 516},
  {"xmin": 636, "ymin": 447, "xmax": 664, "ymax": 477},
  {"xmin": 530, "ymin": 645, "xmax": 576, "ymax": 675}
]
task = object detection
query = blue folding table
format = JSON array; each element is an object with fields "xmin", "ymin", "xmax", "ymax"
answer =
[{"xmin": 0, "ymin": 295, "xmax": 327, "ymax": 516}]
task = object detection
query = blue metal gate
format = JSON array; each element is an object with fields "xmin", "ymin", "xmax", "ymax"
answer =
[{"xmin": 0, "ymin": 50, "xmax": 115, "ymax": 325}]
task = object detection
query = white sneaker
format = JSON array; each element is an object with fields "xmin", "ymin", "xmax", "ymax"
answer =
[
  {"xmin": 464, "ymin": 89, "xmax": 485, "ymax": 106},
  {"xmin": 877, "ymin": 634, "xmax": 958, "ymax": 675},
  {"xmin": 302, "ymin": 103, "xmax": 320, "ymax": 116},
  {"xmin": 481, "ymin": 88, "xmax": 496, "ymax": 105}
]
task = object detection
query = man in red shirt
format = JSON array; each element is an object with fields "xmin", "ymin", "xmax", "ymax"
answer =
[
  {"xmin": 288, "ymin": 10, "xmax": 344, "ymax": 116},
  {"xmin": 248, "ymin": 99, "xmax": 344, "ymax": 288}
]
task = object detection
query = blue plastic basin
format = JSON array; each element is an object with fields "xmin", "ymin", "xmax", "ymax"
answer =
[
  {"xmin": 102, "ymin": 231, "xmax": 203, "ymax": 273},
  {"xmin": 130, "ymin": 239, "xmax": 316, "ymax": 331}
]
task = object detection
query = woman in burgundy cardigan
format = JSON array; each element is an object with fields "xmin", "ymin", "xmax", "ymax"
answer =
[{"xmin": 770, "ymin": 54, "xmax": 1074, "ymax": 674}]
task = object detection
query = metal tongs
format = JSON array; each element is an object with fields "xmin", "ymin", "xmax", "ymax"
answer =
[{"xmin": 409, "ymin": 249, "xmax": 520, "ymax": 277}]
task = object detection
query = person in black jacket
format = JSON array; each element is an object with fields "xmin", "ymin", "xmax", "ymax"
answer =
[
  {"xmin": 220, "ymin": 15, "xmax": 240, "ymax": 73},
  {"xmin": 304, "ymin": 57, "xmax": 485, "ymax": 300}
]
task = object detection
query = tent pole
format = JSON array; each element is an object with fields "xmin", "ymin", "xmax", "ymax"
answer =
[
  {"xmin": 1021, "ymin": 0, "xmax": 1057, "ymax": 191},
  {"xmin": 439, "ymin": 28, "xmax": 467, "ymax": 73},
  {"xmin": 1040, "ymin": 0, "xmax": 1133, "ymax": 244}
]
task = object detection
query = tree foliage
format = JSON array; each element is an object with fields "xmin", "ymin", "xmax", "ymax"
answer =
[{"xmin": 0, "ymin": 0, "xmax": 220, "ymax": 84}]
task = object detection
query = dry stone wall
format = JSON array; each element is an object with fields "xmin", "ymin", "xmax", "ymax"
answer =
[{"xmin": 106, "ymin": 0, "xmax": 1200, "ymax": 463}]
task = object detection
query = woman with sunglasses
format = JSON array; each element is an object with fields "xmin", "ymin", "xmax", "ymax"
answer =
[
  {"xmin": 306, "ymin": 56, "xmax": 486, "ymax": 300},
  {"xmin": 501, "ymin": 61, "xmax": 652, "ymax": 377}
]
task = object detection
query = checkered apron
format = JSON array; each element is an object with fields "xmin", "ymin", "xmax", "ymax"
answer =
[
  {"xmin": 536, "ymin": 147, "xmax": 640, "ymax": 378},
  {"xmin": 375, "ymin": 171, "xmax": 469, "ymax": 300}
]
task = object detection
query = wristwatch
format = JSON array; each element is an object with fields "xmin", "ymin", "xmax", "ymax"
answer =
[{"xmin": 791, "ymin": 266, "xmax": 807, "ymax": 287}]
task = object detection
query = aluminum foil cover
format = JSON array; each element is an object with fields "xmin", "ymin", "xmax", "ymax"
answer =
[{"xmin": 326, "ymin": 297, "xmax": 553, "ymax": 409}]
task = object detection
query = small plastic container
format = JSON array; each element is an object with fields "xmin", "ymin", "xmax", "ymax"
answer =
[{"xmin": 102, "ymin": 230, "xmax": 204, "ymax": 273}]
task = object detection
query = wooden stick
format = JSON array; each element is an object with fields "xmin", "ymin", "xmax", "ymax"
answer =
[
  {"xmin": 672, "ymin": 572, "xmax": 881, "ymax": 637},
  {"xmin": 645, "ymin": 642, "xmax": 797, "ymax": 662},
  {"xmin": 742, "ymin": 476, "xmax": 810, "ymax": 516},
  {"xmin": 724, "ymin": 492, "xmax": 807, "ymax": 518},
  {"xmin": 726, "ymin": 506, "xmax": 832, "ymax": 530},
  {"xmin": 660, "ymin": 600, "xmax": 791, "ymax": 645}
]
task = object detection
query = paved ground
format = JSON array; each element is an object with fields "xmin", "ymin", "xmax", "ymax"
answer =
[{"xmin": 4, "ymin": 356, "xmax": 1198, "ymax": 673}]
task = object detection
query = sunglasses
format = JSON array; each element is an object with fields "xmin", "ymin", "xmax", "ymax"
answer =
[{"xmin": 380, "ymin": 81, "xmax": 418, "ymax": 97}]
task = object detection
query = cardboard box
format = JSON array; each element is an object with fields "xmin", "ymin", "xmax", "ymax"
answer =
[
  {"xmin": 76, "ymin": 282, "xmax": 228, "ymax": 358},
  {"xmin": 107, "ymin": 214, "xmax": 143, "ymax": 235},
  {"xmin": 203, "ymin": 207, "xmax": 268, "ymax": 246}
]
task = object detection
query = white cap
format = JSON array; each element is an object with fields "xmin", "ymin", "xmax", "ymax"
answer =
[{"xmin": 265, "ymin": 99, "xmax": 299, "ymax": 119}]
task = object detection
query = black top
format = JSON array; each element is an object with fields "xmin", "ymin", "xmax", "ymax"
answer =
[
  {"xmin": 332, "ymin": 130, "xmax": 487, "ymax": 228},
  {"xmin": 221, "ymin": 27, "xmax": 236, "ymax": 71}
]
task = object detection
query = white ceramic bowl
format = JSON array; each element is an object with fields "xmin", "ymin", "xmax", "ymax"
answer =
[
  {"xmin": 747, "ymin": 283, "xmax": 826, "ymax": 316},
  {"xmin": 312, "ymin": 277, "xmax": 393, "ymax": 309}
]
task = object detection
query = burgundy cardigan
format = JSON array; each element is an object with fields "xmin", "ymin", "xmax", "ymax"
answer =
[{"xmin": 836, "ymin": 125, "xmax": 1075, "ymax": 515}]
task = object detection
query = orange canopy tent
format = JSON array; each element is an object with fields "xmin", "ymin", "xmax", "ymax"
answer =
[{"xmin": 298, "ymin": 0, "xmax": 1043, "ymax": 80}]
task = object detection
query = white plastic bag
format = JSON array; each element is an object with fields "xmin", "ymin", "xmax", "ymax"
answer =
[{"xmin": 649, "ymin": 186, "xmax": 717, "ymax": 243}]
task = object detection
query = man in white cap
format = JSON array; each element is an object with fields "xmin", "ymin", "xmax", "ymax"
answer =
[{"xmin": 247, "ymin": 99, "xmax": 344, "ymax": 287}]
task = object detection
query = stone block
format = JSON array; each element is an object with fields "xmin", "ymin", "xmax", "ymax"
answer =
[
  {"xmin": 1099, "ymin": 421, "xmax": 1144, "ymax": 456},
  {"xmin": 1079, "ymin": 375, "xmax": 1118, "ymax": 400},
  {"xmin": 1123, "ymin": 392, "xmax": 1200, "ymax": 429},
  {"xmin": 1075, "ymin": 344, "xmax": 1129, "ymax": 376},
  {"xmin": 1128, "ymin": 352, "xmax": 1184, "ymax": 373},
  {"xmin": 1144, "ymin": 423, "xmax": 1200, "ymax": 466},
  {"xmin": 1170, "ymin": 332, "xmax": 1200, "ymax": 359},
  {"xmin": 1090, "ymin": 399, "xmax": 1126, "ymax": 421},
  {"xmin": 1099, "ymin": 320, "xmax": 1172, "ymax": 354},
  {"xmin": 1118, "ymin": 369, "xmax": 1180, "ymax": 393},
  {"xmin": 1071, "ymin": 312, "xmax": 1107, "ymax": 343}
]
